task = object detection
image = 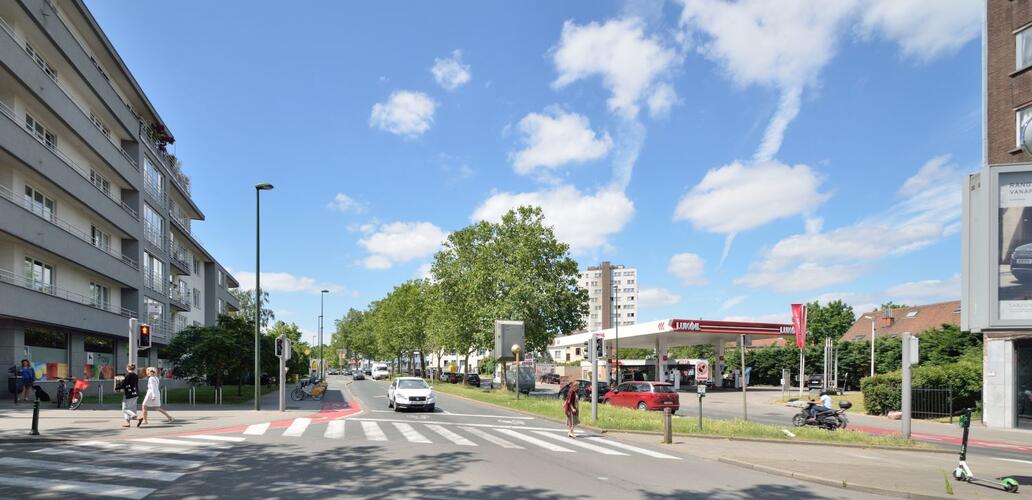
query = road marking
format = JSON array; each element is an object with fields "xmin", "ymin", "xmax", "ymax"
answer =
[
  {"xmin": 393, "ymin": 422, "xmax": 431, "ymax": 443},
  {"xmin": 579, "ymin": 436, "xmax": 681, "ymax": 460},
  {"xmin": 75, "ymin": 441, "xmax": 224, "ymax": 457},
  {"xmin": 325, "ymin": 420, "xmax": 346, "ymax": 439},
  {"xmin": 183, "ymin": 434, "xmax": 246, "ymax": 442},
  {"xmin": 460, "ymin": 426, "xmax": 524, "ymax": 449},
  {"xmin": 495, "ymin": 429, "xmax": 574, "ymax": 452},
  {"xmin": 361, "ymin": 421, "xmax": 388, "ymax": 441},
  {"xmin": 993, "ymin": 457, "xmax": 1032, "ymax": 465},
  {"xmin": 0, "ymin": 457, "xmax": 184, "ymax": 482},
  {"xmin": 497, "ymin": 419, "xmax": 526, "ymax": 425},
  {"xmin": 532, "ymin": 431, "xmax": 627, "ymax": 455},
  {"xmin": 31, "ymin": 448, "xmax": 203, "ymax": 469},
  {"xmin": 244, "ymin": 422, "xmax": 271, "ymax": 435},
  {"xmin": 426, "ymin": 424, "xmax": 476, "ymax": 446},
  {"xmin": 132, "ymin": 437, "xmax": 228, "ymax": 448},
  {"xmin": 351, "ymin": 417, "xmax": 568, "ymax": 432},
  {"xmin": 439, "ymin": 411, "xmax": 534, "ymax": 419},
  {"xmin": 0, "ymin": 474, "xmax": 155, "ymax": 499},
  {"xmin": 283, "ymin": 418, "xmax": 312, "ymax": 437}
]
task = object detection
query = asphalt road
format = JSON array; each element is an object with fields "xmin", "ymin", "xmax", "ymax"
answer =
[{"xmin": 0, "ymin": 375, "xmax": 882, "ymax": 499}]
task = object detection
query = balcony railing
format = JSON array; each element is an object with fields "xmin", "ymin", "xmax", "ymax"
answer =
[
  {"xmin": 170, "ymin": 241, "xmax": 192, "ymax": 274},
  {"xmin": 169, "ymin": 202, "xmax": 191, "ymax": 232},
  {"xmin": 140, "ymin": 128, "xmax": 191, "ymax": 198},
  {"xmin": 0, "ymin": 100, "xmax": 139, "ymax": 220},
  {"xmin": 0, "ymin": 267, "xmax": 136, "ymax": 317},
  {"xmin": 143, "ymin": 272, "xmax": 164, "ymax": 295},
  {"xmin": 0, "ymin": 16, "xmax": 138, "ymax": 171},
  {"xmin": 0, "ymin": 184, "xmax": 138, "ymax": 270},
  {"xmin": 169, "ymin": 283, "xmax": 191, "ymax": 309}
]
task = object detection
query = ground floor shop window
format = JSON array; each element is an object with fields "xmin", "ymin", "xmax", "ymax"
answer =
[
  {"xmin": 84, "ymin": 334, "xmax": 115, "ymax": 380},
  {"xmin": 157, "ymin": 347, "xmax": 175, "ymax": 379},
  {"xmin": 1018, "ymin": 340, "xmax": 1032, "ymax": 424},
  {"xmin": 23, "ymin": 328, "xmax": 67, "ymax": 380}
]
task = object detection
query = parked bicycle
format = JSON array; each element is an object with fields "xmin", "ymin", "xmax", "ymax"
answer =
[
  {"xmin": 290, "ymin": 376, "xmax": 326, "ymax": 401},
  {"xmin": 68, "ymin": 378, "xmax": 89, "ymax": 410}
]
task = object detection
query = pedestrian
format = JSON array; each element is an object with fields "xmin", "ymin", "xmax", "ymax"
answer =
[
  {"xmin": 563, "ymin": 380, "xmax": 580, "ymax": 438},
  {"xmin": 18, "ymin": 359, "xmax": 35, "ymax": 402},
  {"xmin": 139, "ymin": 367, "xmax": 173, "ymax": 426},
  {"xmin": 115, "ymin": 363, "xmax": 139, "ymax": 428}
]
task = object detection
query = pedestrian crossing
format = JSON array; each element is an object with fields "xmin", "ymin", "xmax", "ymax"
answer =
[
  {"xmin": 238, "ymin": 417, "xmax": 681, "ymax": 460},
  {"xmin": 0, "ymin": 434, "xmax": 242, "ymax": 499}
]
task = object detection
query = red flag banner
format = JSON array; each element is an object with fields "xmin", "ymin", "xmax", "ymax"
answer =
[{"xmin": 791, "ymin": 303, "xmax": 807, "ymax": 348}]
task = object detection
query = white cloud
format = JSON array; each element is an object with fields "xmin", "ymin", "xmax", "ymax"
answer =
[
  {"xmin": 673, "ymin": 159, "xmax": 830, "ymax": 234},
  {"xmin": 638, "ymin": 287, "xmax": 682, "ymax": 308},
  {"xmin": 668, "ymin": 253, "xmax": 707, "ymax": 286},
  {"xmin": 431, "ymin": 50, "xmax": 472, "ymax": 91},
  {"xmin": 369, "ymin": 90, "xmax": 437, "ymax": 138},
  {"xmin": 857, "ymin": 0, "xmax": 982, "ymax": 62},
  {"xmin": 414, "ymin": 263, "xmax": 433, "ymax": 281},
  {"xmin": 235, "ymin": 272, "xmax": 344, "ymax": 294},
  {"xmin": 552, "ymin": 18, "xmax": 678, "ymax": 119},
  {"xmin": 326, "ymin": 193, "xmax": 365, "ymax": 213},
  {"xmin": 735, "ymin": 263, "xmax": 865, "ymax": 293},
  {"xmin": 721, "ymin": 295, "xmax": 746, "ymax": 310},
  {"xmin": 358, "ymin": 222, "xmax": 448, "ymax": 270},
  {"xmin": 646, "ymin": 82, "xmax": 679, "ymax": 119},
  {"xmin": 884, "ymin": 274, "xmax": 960, "ymax": 303},
  {"xmin": 472, "ymin": 185, "xmax": 634, "ymax": 254},
  {"xmin": 510, "ymin": 108, "xmax": 613, "ymax": 175}
]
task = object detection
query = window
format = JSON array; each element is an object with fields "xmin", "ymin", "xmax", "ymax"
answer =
[
  {"xmin": 23, "ymin": 184, "xmax": 55, "ymax": 221},
  {"xmin": 627, "ymin": 279, "xmax": 635, "ymax": 285},
  {"xmin": 1020, "ymin": 26, "xmax": 1032, "ymax": 71},
  {"xmin": 144, "ymin": 252, "xmax": 163, "ymax": 292},
  {"xmin": 88, "ymin": 111, "xmax": 110, "ymax": 137},
  {"xmin": 23, "ymin": 256, "xmax": 53, "ymax": 292},
  {"xmin": 1017, "ymin": 105, "xmax": 1032, "ymax": 147},
  {"xmin": 905, "ymin": 310, "xmax": 918, "ymax": 318},
  {"xmin": 25, "ymin": 43, "xmax": 56, "ymax": 80},
  {"xmin": 90, "ymin": 169, "xmax": 110, "ymax": 194},
  {"xmin": 91, "ymin": 225, "xmax": 110, "ymax": 252},
  {"xmin": 218, "ymin": 298, "xmax": 226, "ymax": 314},
  {"xmin": 144, "ymin": 159, "xmax": 163, "ymax": 199},
  {"xmin": 25, "ymin": 328, "xmax": 68, "ymax": 379},
  {"xmin": 24, "ymin": 114, "xmax": 56, "ymax": 150},
  {"xmin": 144, "ymin": 204, "xmax": 163, "ymax": 247},
  {"xmin": 575, "ymin": 348, "xmax": 581, "ymax": 355},
  {"xmin": 144, "ymin": 297, "xmax": 163, "ymax": 331},
  {"xmin": 193, "ymin": 287, "xmax": 201, "ymax": 307},
  {"xmin": 627, "ymin": 295, "xmax": 635, "ymax": 301},
  {"xmin": 90, "ymin": 282, "xmax": 109, "ymax": 309}
]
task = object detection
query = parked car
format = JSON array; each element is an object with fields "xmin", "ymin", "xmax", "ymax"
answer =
[
  {"xmin": 441, "ymin": 372, "xmax": 461, "ymax": 384},
  {"xmin": 540, "ymin": 373, "xmax": 561, "ymax": 384},
  {"xmin": 602, "ymin": 381, "xmax": 679, "ymax": 411},
  {"xmin": 388, "ymin": 377, "xmax": 435, "ymax": 412},
  {"xmin": 371, "ymin": 364, "xmax": 390, "ymax": 380},
  {"xmin": 558, "ymin": 380, "xmax": 609, "ymax": 402},
  {"xmin": 344, "ymin": 369, "xmax": 353, "ymax": 376},
  {"xmin": 352, "ymin": 371, "xmax": 365, "ymax": 381},
  {"xmin": 465, "ymin": 374, "xmax": 481, "ymax": 387}
]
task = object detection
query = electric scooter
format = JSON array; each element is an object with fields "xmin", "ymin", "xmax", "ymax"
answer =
[{"xmin": 952, "ymin": 408, "xmax": 1020, "ymax": 493}]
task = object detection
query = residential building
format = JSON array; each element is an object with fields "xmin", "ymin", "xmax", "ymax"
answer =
[
  {"xmin": 577, "ymin": 261, "xmax": 638, "ymax": 332},
  {"xmin": 841, "ymin": 301, "xmax": 961, "ymax": 342},
  {"xmin": 0, "ymin": 0, "xmax": 238, "ymax": 382}
]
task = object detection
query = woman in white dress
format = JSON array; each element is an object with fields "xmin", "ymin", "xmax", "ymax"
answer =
[{"xmin": 139, "ymin": 367, "xmax": 173, "ymax": 426}]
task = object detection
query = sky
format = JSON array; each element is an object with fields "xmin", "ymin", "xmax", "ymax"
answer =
[{"xmin": 86, "ymin": 0, "xmax": 982, "ymax": 344}]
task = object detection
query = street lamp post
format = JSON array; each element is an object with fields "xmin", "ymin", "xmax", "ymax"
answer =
[
  {"xmin": 320, "ymin": 289, "xmax": 329, "ymax": 379},
  {"xmin": 614, "ymin": 285, "xmax": 620, "ymax": 386},
  {"xmin": 254, "ymin": 183, "xmax": 274, "ymax": 411},
  {"xmin": 869, "ymin": 316, "xmax": 876, "ymax": 377}
]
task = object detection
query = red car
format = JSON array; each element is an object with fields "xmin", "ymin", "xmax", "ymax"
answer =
[{"xmin": 603, "ymin": 381, "xmax": 680, "ymax": 411}]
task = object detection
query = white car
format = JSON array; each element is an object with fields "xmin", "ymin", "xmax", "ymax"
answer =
[
  {"xmin": 388, "ymin": 377, "xmax": 435, "ymax": 412},
  {"xmin": 371, "ymin": 364, "xmax": 390, "ymax": 380}
]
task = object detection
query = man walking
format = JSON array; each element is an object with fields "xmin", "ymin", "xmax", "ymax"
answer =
[{"xmin": 115, "ymin": 363, "xmax": 140, "ymax": 428}]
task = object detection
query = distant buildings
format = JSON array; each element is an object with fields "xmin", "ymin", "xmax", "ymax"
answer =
[
  {"xmin": 577, "ymin": 261, "xmax": 638, "ymax": 332},
  {"xmin": 842, "ymin": 301, "xmax": 961, "ymax": 342}
]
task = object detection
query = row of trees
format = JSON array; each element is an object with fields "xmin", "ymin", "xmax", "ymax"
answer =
[{"xmin": 330, "ymin": 206, "xmax": 587, "ymax": 381}]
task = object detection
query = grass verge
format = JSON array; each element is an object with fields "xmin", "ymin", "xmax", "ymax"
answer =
[
  {"xmin": 434, "ymin": 383, "xmax": 921, "ymax": 448},
  {"xmin": 76, "ymin": 384, "xmax": 276, "ymax": 406}
]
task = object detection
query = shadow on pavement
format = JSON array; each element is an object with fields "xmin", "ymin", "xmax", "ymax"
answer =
[{"xmin": 644, "ymin": 484, "xmax": 838, "ymax": 500}]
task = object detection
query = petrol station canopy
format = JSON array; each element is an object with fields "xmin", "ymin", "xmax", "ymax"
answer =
[{"xmin": 552, "ymin": 318, "xmax": 795, "ymax": 350}]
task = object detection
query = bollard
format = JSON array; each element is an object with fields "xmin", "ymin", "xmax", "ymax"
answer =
[
  {"xmin": 662, "ymin": 407, "xmax": 672, "ymax": 444},
  {"xmin": 29, "ymin": 397, "xmax": 40, "ymax": 436},
  {"xmin": 99, "ymin": 384, "xmax": 104, "ymax": 406}
]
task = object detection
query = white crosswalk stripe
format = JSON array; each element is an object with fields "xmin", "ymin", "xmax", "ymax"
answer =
[
  {"xmin": 32, "ymin": 447, "xmax": 204, "ymax": 469},
  {"xmin": 494, "ymin": 428, "xmax": 574, "ymax": 452},
  {"xmin": 282, "ymin": 417, "xmax": 312, "ymax": 437},
  {"xmin": 460, "ymin": 426, "xmax": 524, "ymax": 449},
  {"xmin": 325, "ymin": 420, "xmax": 346, "ymax": 439},
  {"xmin": 362, "ymin": 421, "xmax": 388, "ymax": 441},
  {"xmin": 425, "ymin": 424, "xmax": 476, "ymax": 446},
  {"xmin": 532, "ymin": 431, "xmax": 628, "ymax": 455},
  {"xmin": 0, "ymin": 474, "xmax": 154, "ymax": 499},
  {"xmin": 580, "ymin": 436, "xmax": 681, "ymax": 460},
  {"xmin": 74, "ymin": 440, "xmax": 225, "ymax": 458},
  {"xmin": 393, "ymin": 422, "xmax": 431, "ymax": 443},
  {"xmin": 132, "ymin": 437, "xmax": 228, "ymax": 448},
  {"xmin": 0, "ymin": 456, "xmax": 185, "ymax": 482},
  {"xmin": 184, "ymin": 434, "xmax": 246, "ymax": 442},
  {"xmin": 244, "ymin": 422, "xmax": 271, "ymax": 435}
]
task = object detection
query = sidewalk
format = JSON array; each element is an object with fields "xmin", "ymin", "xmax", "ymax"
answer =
[{"xmin": 613, "ymin": 431, "xmax": 1029, "ymax": 499}]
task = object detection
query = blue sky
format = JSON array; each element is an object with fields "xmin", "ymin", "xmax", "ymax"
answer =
[{"xmin": 87, "ymin": 0, "xmax": 982, "ymax": 343}]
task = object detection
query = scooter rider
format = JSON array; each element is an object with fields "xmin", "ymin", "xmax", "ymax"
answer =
[{"xmin": 809, "ymin": 390, "xmax": 833, "ymax": 419}]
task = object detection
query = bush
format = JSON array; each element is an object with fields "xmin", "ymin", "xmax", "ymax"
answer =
[
  {"xmin": 860, "ymin": 356, "xmax": 982, "ymax": 416},
  {"xmin": 861, "ymin": 374, "xmax": 901, "ymax": 415}
]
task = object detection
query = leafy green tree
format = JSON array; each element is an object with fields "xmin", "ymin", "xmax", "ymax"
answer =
[
  {"xmin": 805, "ymin": 300, "xmax": 855, "ymax": 345},
  {"xmin": 166, "ymin": 315, "xmax": 259, "ymax": 392},
  {"xmin": 918, "ymin": 324, "xmax": 981, "ymax": 365},
  {"xmin": 267, "ymin": 321, "xmax": 311, "ymax": 381},
  {"xmin": 231, "ymin": 289, "xmax": 274, "ymax": 329},
  {"xmin": 879, "ymin": 302, "xmax": 908, "ymax": 311}
]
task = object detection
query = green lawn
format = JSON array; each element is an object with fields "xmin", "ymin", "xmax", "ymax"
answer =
[
  {"xmin": 76, "ymin": 384, "xmax": 275, "ymax": 406},
  {"xmin": 433, "ymin": 383, "xmax": 921, "ymax": 448}
]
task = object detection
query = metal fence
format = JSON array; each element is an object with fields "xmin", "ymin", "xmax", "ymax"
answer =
[{"xmin": 912, "ymin": 387, "xmax": 953, "ymax": 422}]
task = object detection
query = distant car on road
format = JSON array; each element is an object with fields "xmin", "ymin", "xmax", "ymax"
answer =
[
  {"xmin": 352, "ymin": 371, "xmax": 365, "ymax": 381},
  {"xmin": 371, "ymin": 364, "xmax": 390, "ymax": 380},
  {"xmin": 558, "ymin": 379, "xmax": 609, "ymax": 402},
  {"xmin": 388, "ymin": 377, "xmax": 435, "ymax": 412},
  {"xmin": 602, "ymin": 381, "xmax": 679, "ymax": 411}
]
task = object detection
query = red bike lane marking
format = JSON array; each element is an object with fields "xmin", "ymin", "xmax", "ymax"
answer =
[
  {"xmin": 849, "ymin": 424, "xmax": 1032, "ymax": 453},
  {"xmin": 151, "ymin": 398, "xmax": 363, "ymax": 438}
]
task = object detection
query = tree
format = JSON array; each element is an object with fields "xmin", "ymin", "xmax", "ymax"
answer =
[
  {"xmin": 805, "ymin": 300, "xmax": 855, "ymax": 345},
  {"xmin": 267, "ymin": 321, "xmax": 311, "ymax": 381},
  {"xmin": 879, "ymin": 302, "xmax": 908, "ymax": 311},
  {"xmin": 231, "ymin": 289, "xmax": 274, "ymax": 329},
  {"xmin": 165, "ymin": 315, "xmax": 258, "ymax": 391},
  {"xmin": 375, "ymin": 281, "xmax": 434, "ymax": 377}
]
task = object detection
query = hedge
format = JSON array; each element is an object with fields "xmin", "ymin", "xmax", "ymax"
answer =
[{"xmin": 860, "ymin": 357, "xmax": 982, "ymax": 416}]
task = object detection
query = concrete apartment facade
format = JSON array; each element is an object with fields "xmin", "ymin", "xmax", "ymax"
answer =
[
  {"xmin": 0, "ymin": 0, "xmax": 238, "ymax": 383},
  {"xmin": 974, "ymin": 0, "xmax": 1032, "ymax": 428},
  {"xmin": 553, "ymin": 262, "xmax": 638, "ymax": 363}
]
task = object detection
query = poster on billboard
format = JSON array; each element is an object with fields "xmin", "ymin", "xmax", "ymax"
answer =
[{"xmin": 998, "ymin": 172, "xmax": 1032, "ymax": 320}]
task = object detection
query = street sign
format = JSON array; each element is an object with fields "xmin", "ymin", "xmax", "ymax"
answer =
[
  {"xmin": 697, "ymin": 384, "xmax": 706, "ymax": 395},
  {"xmin": 695, "ymin": 360, "xmax": 710, "ymax": 382}
]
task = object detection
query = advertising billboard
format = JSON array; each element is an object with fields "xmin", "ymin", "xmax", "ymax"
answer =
[{"xmin": 998, "ymin": 171, "xmax": 1032, "ymax": 320}]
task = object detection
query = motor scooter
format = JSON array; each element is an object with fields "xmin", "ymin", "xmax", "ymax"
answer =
[{"xmin": 792, "ymin": 400, "xmax": 850, "ymax": 430}]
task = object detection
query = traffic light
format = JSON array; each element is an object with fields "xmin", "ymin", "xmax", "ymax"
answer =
[
  {"xmin": 594, "ymin": 335, "xmax": 605, "ymax": 358},
  {"xmin": 138, "ymin": 323, "xmax": 151, "ymax": 349},
  {"xmin": 275, "ymin": 336, "xmax": 285, "ymax": 357}
]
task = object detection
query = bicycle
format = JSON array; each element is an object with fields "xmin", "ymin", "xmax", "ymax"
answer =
[
  {"xmin": 290, "ymin": 377, "xmax": 327, "ymax": 401},
  {"xmin": 68, "ymin": 378, "xmax": 89, "ymax": 410}
]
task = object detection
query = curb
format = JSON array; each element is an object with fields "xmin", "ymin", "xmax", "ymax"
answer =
[
  {"xmin": 0, "ymin": 434, "xmax": 73, "ymax": 444},
  {"xmin": 432, "ymin": 387, "xmax": 948, "ymax": 453},
  {"xmin": 717, "ymin": 457, "xmax": 952, "ymax": 500}
]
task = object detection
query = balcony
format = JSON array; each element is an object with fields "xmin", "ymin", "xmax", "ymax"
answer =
[
  {"xmin": 0, "ymin": 100, "xmax": 138, "ymax": 221},
  {"xmin": 141, "ymin": 127, "xmax": 192, "ymax": 199},
  {"xmin": 169, "ymin": 241, "xmax": 192, "ymax": 275},
  {"xmin": 169, "ymin": 283, "xmax": 191, "ymax": 311},
  {"xmin": 143, "ymin": 272, "xmax": 164, "ymax": 295},
  {"xmin": 169, "ymin": 201, "xmax": 191, "ymax": 233},
  {"xmin": 0, "ymin": 267, "xmax": 135, "ymax": 318}
]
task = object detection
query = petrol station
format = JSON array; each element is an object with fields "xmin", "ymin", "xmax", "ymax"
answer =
[{"xmin": 552, "ymin": 318, "xmax": 795, "ymax": 386}]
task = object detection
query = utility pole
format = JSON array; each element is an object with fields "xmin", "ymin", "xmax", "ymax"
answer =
[
  {"xmin": 590, "ymin": 334, "xmax": 598, "ymax": 422},
  {"xmin": 254, "ymin": 183, "xmax": 273, "ymax": 411},
  {"xmin": 740, "ymin": 334, "xmax": 748, "ymax": 421},
  {"xmin": 614, "ymin": 285, "xmax": 620, "ymax": 385},
  {"xmin": 870, "ymin": 316, "xmax": 876, "ymax": 377}
]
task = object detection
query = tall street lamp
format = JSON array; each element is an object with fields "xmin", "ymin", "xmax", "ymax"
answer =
[
  {"xmin": 320, "ymin": 289, "xmax": 329, "ymax": 379},
  {"xmin": 868, "ymin": 315, "xmax": 877, "ymax": 377},
  {"xmin": 613, "ymin": 284, "xmax": 620, "ymax": 385},
  {"xmin": 254, "ymin": 182, "xmax": 273, "ymax": 411}
]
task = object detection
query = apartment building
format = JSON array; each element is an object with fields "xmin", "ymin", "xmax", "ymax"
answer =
[
  {"xmin": 0, "ymin": 0, "xmax": 238, "ymax": 382},
  {"xmin": 552, "ymin": 262, "xmax": 638, "ymax": 363}
]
